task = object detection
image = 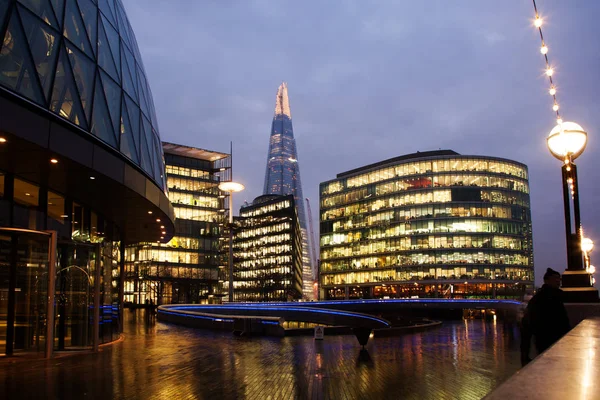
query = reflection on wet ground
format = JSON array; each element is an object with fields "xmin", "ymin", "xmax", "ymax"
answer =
[{"xmin": 1, "ymin": 310, "xmax": 521, "ymax": 399}]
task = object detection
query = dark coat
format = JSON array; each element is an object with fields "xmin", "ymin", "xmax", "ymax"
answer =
[{"xmin": 520, "ymin": 284, "xmax": 571, "ymax": 365}]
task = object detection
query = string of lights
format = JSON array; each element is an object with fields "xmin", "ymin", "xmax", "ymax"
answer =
[{"xmin": 532, "ymin": 0, "xmax": 563, "ymax": 125}]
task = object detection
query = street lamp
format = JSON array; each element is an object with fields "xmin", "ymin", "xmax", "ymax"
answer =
[
  {"xmin": 547, "ymin": 121, "xmax": 598, "ymax": 301},
  {"xmin": 218, "ymin": 181, "xmax": 244, "ymax": 302}
]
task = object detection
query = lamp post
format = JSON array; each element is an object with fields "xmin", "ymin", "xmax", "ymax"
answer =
[
  {"xmin": 218, "ymin": 181, "xmax": 245, "ymax": 302},
  {"xmin": 547, "ymin": 121, "xmax": 598, "ymax": 302}
]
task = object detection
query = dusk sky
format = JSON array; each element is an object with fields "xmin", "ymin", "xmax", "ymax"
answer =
[{"xmin": 124, "ymin": 1, "xmax": 600, "ymax": 285}]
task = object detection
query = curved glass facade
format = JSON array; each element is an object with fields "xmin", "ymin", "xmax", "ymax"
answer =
[
  {"xmin": 0, "ymin": 0, "xmax": 165, "ymax": 189},
  {"xmin": 319, "ymin": 151, "xmax": 533, "ymax": 300}
]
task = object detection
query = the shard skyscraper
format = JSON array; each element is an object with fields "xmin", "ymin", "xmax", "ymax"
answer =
[{"xmin": 263, "ymin": 83, "xmax": 314, "ymax": 300}]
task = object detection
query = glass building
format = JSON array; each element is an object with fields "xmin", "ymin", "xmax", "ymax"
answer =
[
  {"xmin": 0, "ymin": 0, "xmax": 174, "ymax": 357},
  {"xmin": 125, "ymin": 143, "xmax": 230, "ymax": 305},
  {"xmin": 319, "ymin": 150, "xmax": 533, "ymax": 300},
  {"xmin": 263, "ymin": 82, "xmax": 313, "ymax": 299},
  {"xmin": 233, "ymin": 194, "xmax": 303, "ymax": 302}
]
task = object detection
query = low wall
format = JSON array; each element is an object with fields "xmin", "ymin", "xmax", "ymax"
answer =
[{"xmin": 484, "ymin": 317, "xmax": 600, "ymax": 399}]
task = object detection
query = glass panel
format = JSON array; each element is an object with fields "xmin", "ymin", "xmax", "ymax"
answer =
[
  {"xmin": 152, "ymin": 133, "xmax": 164, "ymax": 184},
  {"xmin": 17, "ymin": 0, "xmax": 58, "ymax": 28},
  {"xmin": 65, "ymin": 42, "xmax": 95, "ymax": 121},
  {"xmin": 91, "ymin": 74, "xmax": 118, "ymax": 147},
  {"xmin": 100, "ymin": 241, "xmax": 119, "ymax": 343},
  {"xmin": 49, "ymin": 0, "xmax": 64, "ymax": 26},
  {"xmin": 115, "ymin": 2, "xmax": 133, "ymax": 51},
  {"xmin": 101, "ymin": 13, "xmax": 120, "ymax": 79},
  {"xmin": 63, "ymin": 0, "xmax": 93, "ymax": 57},
  {"xmin": 0, "ymin": 0, "xmax": 10, "ymax": 31},
  {"xmin": 123, "ymin": 92, "xmax": 140, "ymax": 152},
  {"xmin": 119, "ymin": 96, "xmax": 139, "ymax": 163},
  {"xmin": 56, "ymin": 243, "xmax": 94, "ymax": 349},
  {"xmin": 0, "ymin": 233, "xmax": 8, "ymax": 354},
  {"xmin": 50, "ymin": 45, "xmax": 87, "ymax": 129},
  {"xmin": 0, "ymin": 12, "xmax": 45, "ymax": 105},
  {"xmin": 19, "ymin": 6, "xmax": 60, "ymax": 100},
  {"xmin": 96, "ymin": 16, "xmax": 119, "ymax": 82},
  {"xmin": 120, "ymin": 44, "xmax": 137, "ymax": 101},
  {"xmin": 13, "ymin": 233, "xmax": 49, "ymax": 353},
  {"xmin": 139, "ymin": 117, "xmax": 153, "ymax": 176},
  {"xmin": 136, "ymin": 67, "xmax": 151, "ymax": 118},
  {"xmin": 47, "ymin": 190, "xmax": 65, "ymax": 222},
  {"xmin": 99, "ymin": 70, "xmax": 120, "ymax": 134},
  {"xmin": 13, "ymin": 178, "xmax": 39, "ymax": 207},
  {"xmin": 75, "ymin": 0, "xmax": 96, "ymax": 56},
  {"xmin": 97, "ymin": 0, "xmax": 116, "ymax": 29}
]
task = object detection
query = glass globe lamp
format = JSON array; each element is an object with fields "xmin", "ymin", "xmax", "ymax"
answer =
[{"xmin": 547, "ymin": 121, "xmax": 588, "ymax": 161}]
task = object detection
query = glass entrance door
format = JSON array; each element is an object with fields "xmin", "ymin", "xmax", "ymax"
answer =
[{"xmin": 0, "ymin": 229, "xmax": 53, "ymax": 356}]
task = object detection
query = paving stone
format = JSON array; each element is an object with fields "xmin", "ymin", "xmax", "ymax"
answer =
[{"xmin": 0, "ymin": 310, "xmax": 521, "ymax": 399}]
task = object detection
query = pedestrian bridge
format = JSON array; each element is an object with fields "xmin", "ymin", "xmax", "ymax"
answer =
[
  {"xmin": 284, "ymin": 298, "xmax": 525, "ymax": 313},
  {"xmin": 158, "ymin": 303, "xmax": 391, "ymax": 346}
]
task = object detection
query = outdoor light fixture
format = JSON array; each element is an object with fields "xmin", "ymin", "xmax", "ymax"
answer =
[
  {"xmin": 0, "ymin": 137, "xmax": 6, "ymax": 143},
  {"xmin": 50, "ymin": 158, "xmax": 58, "ymax": 164},
  {"xmin": 546, "ymin": 121, "xmax": 598, "ymax": 301},
  {"xmin": 218, "ymin": 180, "xmax": 245, "ymax": 302},
  {"xmin": 89, "ymin": 176, "xmax": 95, "ymax": 180},
  {"xmin": 147, "ymin": 211, "xmax": 153, "ymax": 215},
  {"xmin": 582, "ymin": 237, "xmax": 594, "ymax": 254},
  {"xmin": 547, "ymin": 121, "xmax": 587, "ymax": 161}
]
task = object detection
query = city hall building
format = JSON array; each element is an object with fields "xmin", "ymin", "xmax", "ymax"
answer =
[
  {"xmin": 319, "ymin": 150, "xmax": 533, "ymax": 300},
  {"xmin": 233, "ymin": 195, "xmax": 303, "ymax": 302},
  {"xmin": 0, "ymin": 0, "xmax": 174, "ymax": 356}
]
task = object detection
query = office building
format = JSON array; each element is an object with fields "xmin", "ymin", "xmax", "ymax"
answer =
[
  {"xmin": 232, "ymin": 195, "xmax": 303, "ymax": 302},
  {"xmin": 125, "ymin": 143, "xmax": 230, "ymax": 305},
  {"xmin": 319, "ymin": 150, "xmax": 533, "ymax": 300}
]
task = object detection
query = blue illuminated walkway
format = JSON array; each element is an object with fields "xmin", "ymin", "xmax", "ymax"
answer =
[{"xmin": 0, "ymin": 310, "xmax": 522, "ymax": 399}]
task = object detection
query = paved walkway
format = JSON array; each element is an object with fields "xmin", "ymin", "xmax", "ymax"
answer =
[{"xmin": 1, "ymin": 310, "xmax": 521, "ymax": 399}]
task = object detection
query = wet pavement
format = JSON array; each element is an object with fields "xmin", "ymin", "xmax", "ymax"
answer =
[{"xmin": 1, "ymin": 310, "xmax": 522, "ymax": 399}]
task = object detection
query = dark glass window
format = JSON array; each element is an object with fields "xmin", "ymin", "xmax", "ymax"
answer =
[{"xmin": 451, "ymin": 187, "xmax": 481, "ymax": 202}]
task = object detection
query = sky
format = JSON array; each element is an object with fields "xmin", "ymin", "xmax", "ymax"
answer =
[{"xmin": 124, "ymin": 0, "xmax": 600, "ymax": 286}]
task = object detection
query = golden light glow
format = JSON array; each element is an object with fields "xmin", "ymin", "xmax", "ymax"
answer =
[
  {"xmin": 549, "ymin": 86, "xmax": 556, "ymax": 96},
  {"xmin": 547, "ymin": 121, "xmax": 588, "ymax": 161},
  {"xmin": 589, "ymin": 265, "xmax": 596, "ymax": 274},
  {"xmin": 50, "ymin": 158, "xmax": 58, "ymax": 164},
  {"xmin": 581, "ymin": 237, "xmax": 594, "ymax": 253},
  {"xmin": 156, "ymin": 218, "xmax": 161, "ymax": 222},
  {"xmin": 534, "ymin": 17, "xmax": 543, "ymax": 28},
  {"xmin": 552, "ymin": 103, "xmax": 559, "ymax": 111},
  {"xmin": 218, "ymin": 181, "xmax": 245, "ymax": 192},
  {"xmin": 147, "ymin": 211, "xmax": 153, "ymax": 214},
  {"xmin": 545, "ymin": 67, "xmax": 554, "ymax": 76},
  {"xmin": 0, "ymin": 137, "xmax": 6, "ymax": 143},
  {"xmin": 540, "ymin": 45, "xmax": 548, "ymax": 55}
]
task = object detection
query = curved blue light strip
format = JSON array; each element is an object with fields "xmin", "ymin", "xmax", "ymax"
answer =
[
  {"xmin": 163, "ymin": 305, "xmax": 390, "ymax": 326},
  {"xmin": 190, "ymin": 299, "xmax": 523, "ymax": 307},
  {"xmin": 158, "ymin": 309, "xmax": 234, "ymax": 323}
]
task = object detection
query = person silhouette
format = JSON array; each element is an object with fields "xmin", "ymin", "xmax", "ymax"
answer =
[{"xmin": 520, "ymin": 268, "xmax": 571, "ymax": 366}]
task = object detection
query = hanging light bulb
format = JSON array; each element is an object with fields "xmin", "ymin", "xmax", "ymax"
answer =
[
  {"xmin": 540, "ymin": 45, "xmax": 548, "ymax": 55},
  {"xmin": 549, "ymin": 86, "xmax": 556, "ymax": 96},
  {"xmin": 546, "ymin": 67, "xmax": 554, "ymax": 76},
  {"xmin": 534, "ymin": 17, "xmax": 543, "ymax": 28},
  {"xmin": 553, "ymin": 103, "xmax": 559, "ymax": 111},
  {"xmin": 557, "ymin": 118, "xmax": 563, "ymax": 124}
]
